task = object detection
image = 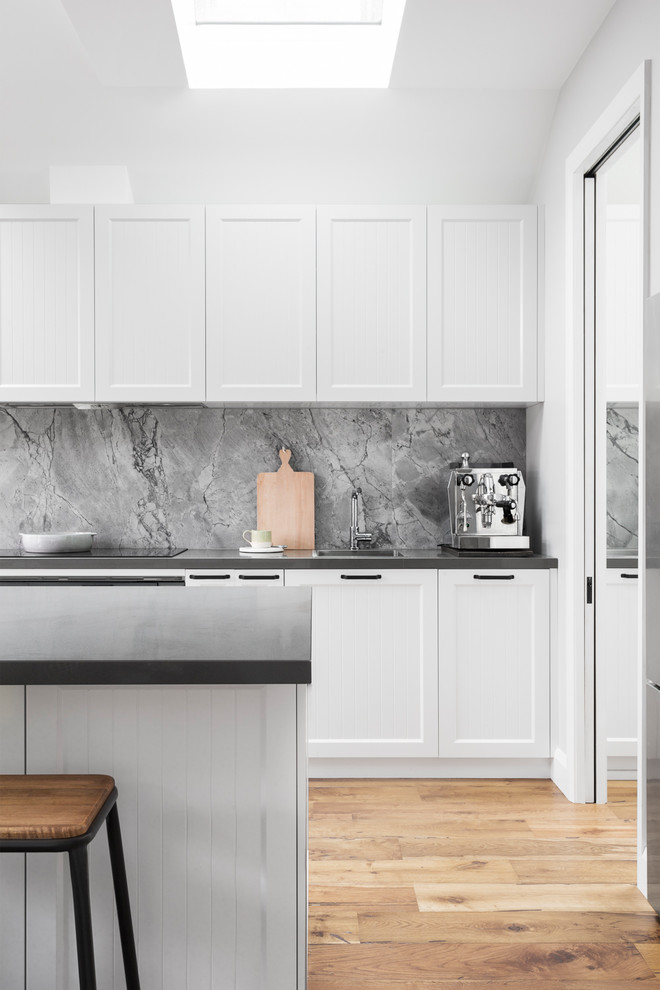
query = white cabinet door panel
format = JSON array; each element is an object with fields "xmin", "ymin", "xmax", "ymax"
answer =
[
  {"xmin": 287, "ymin": 569, "xmax": 438, "ymax": 757},
  {"xmin": 428, "ymin": 205, "xmax": 538, "ymax": 403},
  {"xmin": 605, "ymin": 206, "xmax": 642, "ymax": 401},
  {"xmin": 602, "ymin": 569, "xmax": 639, "ymax": 760},
  {"xmin": 0, "ymin": 206, "xmax": 94, "ymax": 401},
  {"xmin": 95, "ymin": 206, "xmax": 205, "ymax": 402},
  {"xmin": 25, "ymin": 684, "xmax": 300, "ymax": 990},
  {"xmin": 206, "ymin": 206, "xmax": 316, "ymax": 402},
  {"xmin": 317, "ymin": 206, "xmax": 427, "ymax": 402},
  {"xmin": 438, "ymin": 569, "xmax": 550, "ymax": 758}
]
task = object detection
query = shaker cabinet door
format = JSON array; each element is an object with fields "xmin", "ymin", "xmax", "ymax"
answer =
[
  {"xmin": 287, "ymin": 569, "xmax": 438, "ymax": 757},
  {"xmin": 206, "ymin": 206, "xmax": 316, "ymax": 402},
  {"xmin": 438, "ymin": 569, "xmax": 550, "ymax": 758},
  {"xmin": 601, "ymin": 569, "xmax": 639, "ymax": 772},
  {"xmin": 317, "ymin": 206, "xmax": 427, "ymax": 402},
  {"xmin": 428, "ymin": 205, "xmax": 538, "ymax": 403},
  {"xmin": 0, "ymin": 206, "xmax": 94, "ymax": 402},
  {"xmin": 95, "ymin": 206, "xmax": 206, "ymax": 402}
]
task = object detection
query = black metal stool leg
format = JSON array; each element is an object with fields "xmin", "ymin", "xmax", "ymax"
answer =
[
  {"xmin": 68, "ymin": 845, "xmax": 97, "ymax": 990},
  {"xmin": 106, "ymin": 803, "xmax": 141, "ymax": 990}
]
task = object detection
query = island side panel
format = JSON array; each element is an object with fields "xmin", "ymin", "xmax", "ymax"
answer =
[
  {"xmin": 0, "ymin": 685, "xmax": 25, "ymax": 989},
  {"xmin": 25, "ymin": 684, "xmax": 303, "ymax": 990}
]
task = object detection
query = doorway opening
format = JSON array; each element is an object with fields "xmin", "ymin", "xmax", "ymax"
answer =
[{"xmin": 583, "ymin": 119, "xmax": 643, "ymax": 806}]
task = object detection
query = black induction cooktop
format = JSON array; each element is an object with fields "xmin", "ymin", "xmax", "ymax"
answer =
[{"xmin": 0, "ymin": 547, "xmax": 187, "ymax": 558}]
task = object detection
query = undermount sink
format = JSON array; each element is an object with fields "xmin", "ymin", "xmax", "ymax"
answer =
[{"xmin": 314, "ymin": 548, "xmax": 401, "ymax": 557}]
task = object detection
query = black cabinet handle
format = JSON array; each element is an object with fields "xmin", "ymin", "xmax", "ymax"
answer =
[
  {"xmin": 473, "ymin": 574, "xmax": 515, "ymax": 581},
  {"xmin": 340, "ymin": 574, "xmax": 382, "ymax": 580},
  {"xmin": 188, "ymin": 573, "xmax": 231, "ymax": 580},
  {"xmin": 621, "ymin": 572, "xmax": 638, "ymax": 579},
  {"xmin": 238, "ymin": 574, "xmax": 281, "ymax": 581}
]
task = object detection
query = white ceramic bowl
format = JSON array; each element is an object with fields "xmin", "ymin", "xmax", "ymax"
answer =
[{"xmin": 19, "ymin": 532, "xmax": 96, "ymax": 554}]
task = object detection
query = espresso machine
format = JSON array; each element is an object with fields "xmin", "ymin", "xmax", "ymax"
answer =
[{"xmin": 446, "ymin": 452, "xmax": 530, "ymax": 552}]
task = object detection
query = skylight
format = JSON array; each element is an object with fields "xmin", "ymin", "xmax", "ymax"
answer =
[
  {"xmin": 170, "ymin": 0, "xmax": 406, "ymax": 88},
  {"xmin": 194, "ymin": 0, "xmax": 384, "ymax": 25}
]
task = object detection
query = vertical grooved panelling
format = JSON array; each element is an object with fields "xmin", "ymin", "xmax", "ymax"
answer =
[
  {"xmin": 0, "ymin": 686, "xmax": 26, "ymax": 988},
  {"xmin": 0, "ymin": 209, "xmax": 94, "ymax": 399},
  {"xmin": 23, "ymin": 684, "xmax": 299, "ymax": 989}
]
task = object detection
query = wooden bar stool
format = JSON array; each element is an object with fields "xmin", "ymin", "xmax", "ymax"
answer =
[{"xmin": 0, "ymin": 774, "xmax": 140, "ymax": 990}]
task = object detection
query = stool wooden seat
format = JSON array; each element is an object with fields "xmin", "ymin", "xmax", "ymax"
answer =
[{"xmin": 0, "ymin": 774, "xmax": 141, "ymax": 990}]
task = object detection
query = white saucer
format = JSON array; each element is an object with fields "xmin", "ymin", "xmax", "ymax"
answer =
[{"xmin": 238, "ymin": 545, "xmax": 286, "ymax": 554}]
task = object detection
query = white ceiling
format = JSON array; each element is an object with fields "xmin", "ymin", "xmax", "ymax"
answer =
[
  {"xmin": 391, "ymin": 0, "xmax": 617, "ymax": 89},
  {"xmin": 55, "ymin": 0, "xmax": 616, "ymax": 90},
  {"xmin": 0, "ymin": 0, "xmax": 619, "ymax": 204}
]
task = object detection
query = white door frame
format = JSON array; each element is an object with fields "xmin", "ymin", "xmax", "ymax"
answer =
[{"xmin": 564, "ymin": 62, "xmax": 650, "ymax": 807}]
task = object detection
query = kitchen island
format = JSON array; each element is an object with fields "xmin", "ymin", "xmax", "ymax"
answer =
[{"xmin": 0, "ymin": 586, "xmax": 311, "ymax": 990}]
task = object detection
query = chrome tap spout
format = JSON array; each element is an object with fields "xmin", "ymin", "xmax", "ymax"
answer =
[{"xmin": 349, "ymin": 488, "xmax": 373, "ymax": 550}]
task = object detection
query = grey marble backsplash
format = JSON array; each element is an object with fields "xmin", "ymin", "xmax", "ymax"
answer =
[
  {"xmin": 607, "ymin": 404, "xmax": 638, "ymax": 550},
  {"xmin": 0, "ymin": 406, "xmax": 526, "ymax": 550}
]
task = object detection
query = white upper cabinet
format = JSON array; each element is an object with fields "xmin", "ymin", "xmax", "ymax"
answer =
[
  {"xmin": 95, "ymin": 206, "xmax": 205, "ymax": 403},
  {"xmin": 428, "ymin": 205, "xmax": 538, "ymax": 404},
  {"xmin": 603, "ymin": 205, "xmax": 642, "ymax": 401},
  {"xmin": 0, "ymin": 206, "xmax": 94, "ymax": 402},
  {"xmin": 206, "ymin": 206, "xmax": 316, "ymax": 402},
  {"xmin": 316, "ymin": 206, "xmax": 427, "ymax": 402}
]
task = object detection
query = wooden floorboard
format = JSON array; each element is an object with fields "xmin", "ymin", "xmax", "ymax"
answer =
[{"xmin": 308, "ymin": 778, "xmax": 660, "ymax": 985}]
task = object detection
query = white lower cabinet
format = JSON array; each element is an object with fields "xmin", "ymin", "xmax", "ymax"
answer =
[
  {"xmin": 23, "ymin": 683, "xmax": 304, "ymax": 990},
  {"xmin": 438, "ymin": 570, "xmax": 550, "ymax": 758},
  {"xmin": 602, "ymin": 568, "xmax": 639, "ymax": 771},
  {"xmin": 286, "ymin": 569, "xmax": 438, "ymax": 757}
]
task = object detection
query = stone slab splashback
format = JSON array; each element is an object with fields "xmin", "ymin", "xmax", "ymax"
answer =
[
  {"xmin": 0, "ymin": 406, "xmax": 526, "ymax": 550},
  {"xmin": 607, "ymin": 404, "xmax": 638, "ymax": 550}
]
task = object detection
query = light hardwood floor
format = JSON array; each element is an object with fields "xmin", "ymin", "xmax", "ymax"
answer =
[{"xmin": 308, "ymin": 778, "xmax": 660, "ymax": 987}]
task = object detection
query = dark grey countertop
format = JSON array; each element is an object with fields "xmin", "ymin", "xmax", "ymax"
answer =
[
  {"xmin": 0, "ymin": 586, "xmax": 312, "ymax": 685},
  {"xmin": 606, "ymin": 551, "xmax": 638, "ymax": 570},
  {"xmin": 0, "ymin": 548, "xmax": 559, "ymax": 570}
]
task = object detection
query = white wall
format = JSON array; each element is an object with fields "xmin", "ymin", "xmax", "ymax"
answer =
[{"xmin": 528, "ymin": 0, "xmax": 659, "ymax": 799}]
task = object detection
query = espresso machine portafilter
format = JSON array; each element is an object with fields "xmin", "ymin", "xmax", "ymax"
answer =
[{"xmin": 447, "ymin": 452, "xmax": 530, "ymax": 551}]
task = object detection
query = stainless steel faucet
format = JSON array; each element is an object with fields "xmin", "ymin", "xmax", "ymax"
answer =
[{"xmin": 349, "ymin": 488, "xmax": 372, "ymax": 550}]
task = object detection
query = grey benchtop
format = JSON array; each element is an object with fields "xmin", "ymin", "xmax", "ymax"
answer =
[
  {"xmin": 0, "ymin": 548, "xmax": 558, "ymax": 570},
  {"xmin": 606, "ymin": 550, "xmax": 638, "ymax": 570},
  {"xmin": 0, "ymin": 586, "xmax": 312, "ymax": 686}
]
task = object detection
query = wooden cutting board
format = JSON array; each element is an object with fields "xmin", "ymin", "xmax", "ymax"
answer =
[{"xmin": 257, "ymin": 449, "xmax": 315, "ymax": 550}]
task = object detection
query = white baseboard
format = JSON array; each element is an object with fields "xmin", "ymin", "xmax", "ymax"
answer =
[
  {"xmin": 308, "ymin": 757, "xmax": 553, "ymax": 779},
  {"xmin": 551, "ymin": 747, "xmax": 572, "ymax": 800},
  {"xmin": 608, "ymin": 755, "xmax": 637, "ymax": 780}
]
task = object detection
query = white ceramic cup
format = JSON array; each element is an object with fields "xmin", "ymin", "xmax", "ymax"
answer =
[{"xmin": 242, "ymin": 529, "xmax": 272, "ymax": 548}]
